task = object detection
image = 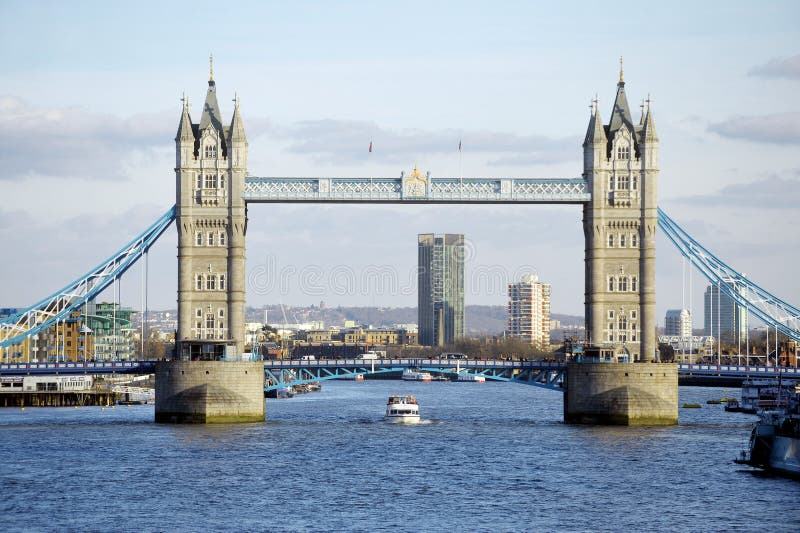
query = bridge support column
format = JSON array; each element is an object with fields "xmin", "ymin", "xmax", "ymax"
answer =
[
  {"xmin": 155, "ymin": 361, "xmax": 264, "ymax": 423},
  {"xmin": 564, "ymin": 362, "xmax": 677, "ymax": 425}
]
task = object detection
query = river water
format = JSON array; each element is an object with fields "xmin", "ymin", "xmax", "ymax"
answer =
[{"xmin": 1, "ymin": 381, "xmax": 798, "ymax": 532}]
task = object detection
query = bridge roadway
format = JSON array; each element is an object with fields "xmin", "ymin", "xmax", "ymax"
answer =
[{"xmin": 1, "ymin": 360, "xmax": 797, "ymax": 390}]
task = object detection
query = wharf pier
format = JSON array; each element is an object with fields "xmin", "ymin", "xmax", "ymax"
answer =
[{"xmin": 0, "ymin": 391, "xmax": 118, "ymax": 407}]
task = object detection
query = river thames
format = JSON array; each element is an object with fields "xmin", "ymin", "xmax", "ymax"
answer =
[{"xmin": 1, "ymin": 381, "xmax": 798, "ymax": 531}]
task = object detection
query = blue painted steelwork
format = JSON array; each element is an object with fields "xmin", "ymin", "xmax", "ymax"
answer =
[
  {"xmin": 677, "ymin": 363, "xmax": 799, "ymax": 379},
  {"xmin": 264, "ymin": 365, "xmax": 405, "ymax": 391},
  {"xmin": 0, "ymin": 359, "xmax": 795, "ymax": 388},
  {"xmin": 0, "ymin": 207, "xmax": 175, "ymax": 350},
  {"xmin": 261, "ymin": 359, "xmax": 569, "ymax": 391},
  {"xmin": 658, "ymin": 208, "xmax": 800, "ymax": 342},
  {"xmin": 0, "ymin": 360, "xmax": 156, "ymax": 375}
]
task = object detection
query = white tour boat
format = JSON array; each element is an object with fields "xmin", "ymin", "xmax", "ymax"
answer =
[
  {"xmin": 385, "ymin": 395, "xmax": 420, "ymax": 423},
  {"xmin": 457, "ymin": 373, "xmax": 486, "ymax": 383},
  {"xmin": 402, "ymin": 369, "xmax": 432, "ymax": 382}
]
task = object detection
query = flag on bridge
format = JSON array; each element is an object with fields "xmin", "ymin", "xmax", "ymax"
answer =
[
  {"xmin": 458, "ymin": 139, "xmax": 462, "ymax": 152},
  {"xmin": 369, "ymin": 140, "xmax": 373, "ymax": 153}
]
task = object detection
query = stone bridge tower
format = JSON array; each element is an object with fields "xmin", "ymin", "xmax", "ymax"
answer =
[
  {"xmin": 174, "ymin": 61, "xmax": 248, "ymax": 359},
  {"xmin": 583, "ymin": 66, "xmax": 658, "ymax": 362}
]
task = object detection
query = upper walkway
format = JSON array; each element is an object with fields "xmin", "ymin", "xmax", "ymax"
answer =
[{"xmin": 243, "ymin": 177, "xmax": 590, "ymax": 203}]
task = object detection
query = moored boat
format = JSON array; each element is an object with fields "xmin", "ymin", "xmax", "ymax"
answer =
[
  {"xmin": 739, "ymin": 378, "xmax": 797, "ymax": 414},
  {"xmin": 402, "ymin": 369, "xmax": 432, "ymax": 382},
  {"xmin": 457, "ymin": 373, "xmax": 486, "ymax": 383},
  {"xmin": 736, "ymin": 390, "xmax": 800, "ymax": 478},
  {"xmin": 385, "ymin": 395, "xmax": 420, "ymax": 423},
  {"xmin": 266, "ymin": 386, "xmax": 295, "ymax": 399}
]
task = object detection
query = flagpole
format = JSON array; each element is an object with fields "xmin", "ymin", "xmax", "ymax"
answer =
[{"xmin": 458, "ymin": 137, "xmax": 463, "ymax": 199}]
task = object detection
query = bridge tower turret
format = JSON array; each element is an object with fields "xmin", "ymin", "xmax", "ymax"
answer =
[
  {"xmin": 174, "ymin": 61, "xmax": 248, "ymax": 359},
  {"xmin": 157, "ymin": 60, "xmax": 262, "ymax": 423},
  {"xmin": 582, "ymin": 64, "xmax": 658, "ymax": 362}
]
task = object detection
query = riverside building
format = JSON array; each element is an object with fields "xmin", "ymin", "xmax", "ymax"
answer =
[
  {"xmin": 704, "ymin": 284, "xmax": 747, "ymax": 346},
  {"xmin": 507, "ymin": 274, "xmax": 551, "ymax": 348},
  {"xmin": 664, "ymin": 309, "xmax": 692, "ymax": 337},
  {"xmin": 418, "ymin": 234, "xmax": 465, "ymax": 346}
]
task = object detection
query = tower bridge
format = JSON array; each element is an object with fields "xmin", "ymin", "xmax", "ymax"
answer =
[{"xmin": 2, "ymin": 63, "xmax": 798, "ymax": 424}]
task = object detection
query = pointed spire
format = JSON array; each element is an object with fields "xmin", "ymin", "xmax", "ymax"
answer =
[
  {"xmin": 228, "ymin": 92, "xmax": 247, "ymax": 143},
  {"xmin": 176, "ymin": 92, "xmax": 194, "ymax": 142},
  {"xmin": 609, "ymin": 59, "xmax": 634, "ymax": 137},
  {"xmin": 199, "ymin": 68, "xmax": 224, "ymax": 134},
  {"xmin": 641, "ymin": 95, "xmax": 658, "ymax": 142},
  {"xmin": 639, "ymin": 98, "xmax": 645, "ymax": 125},
  {"xmin": 583, "ymin": 95, "xmax": 607, "ymax": 146},
  {"xmin": 209, "ymin": 53, "xmax": 214, "ymax": 82}
]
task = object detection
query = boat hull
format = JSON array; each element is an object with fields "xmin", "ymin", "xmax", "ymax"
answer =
[
  {"xmin": 769, "ymin": 436, "xmax": 800, "ymax": 477},
  {"xmin": 385, "ymin": 414, "xmax": 421, "ymax": 424}
]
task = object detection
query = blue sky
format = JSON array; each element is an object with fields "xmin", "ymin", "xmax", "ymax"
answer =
[{"xmin": 1, "ymin": 1, "xmax": 798, "ymax": 325}]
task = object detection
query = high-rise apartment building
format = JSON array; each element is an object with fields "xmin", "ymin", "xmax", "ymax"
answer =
[
  {"xmin": 704, "ymin": 284, "xmax": 747, "ymax": 345},
  {"xmin": 507, "ymin": 274, "xmax": 551, "ymax": 348},
  {"xmin": 664, "ymin": 309, "xmax": 692, "ymax": 337},
  {"xmin": 418, "ymin": 234, "xmax": 464, "ymax": 346}
]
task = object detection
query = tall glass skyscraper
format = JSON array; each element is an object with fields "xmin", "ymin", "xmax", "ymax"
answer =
[
  {"xmin": 704, "ymin": 283, "xmax": 747, "ymax": 346},
  {"xmin": 418, "ymin": 234, "xmax": 464, "ymax": 346}
]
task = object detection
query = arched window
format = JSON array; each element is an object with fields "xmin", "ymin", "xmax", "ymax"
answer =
[
  {"xmin": 204, "ymin": 144, "xmax": 217, "ymax": 158},
  {"xmin": 617, "ymin": 145, "xmax": 630, "ymax": 160},
  {"xmin": 608, "ymin": 176, "xmax": 615, "ymax": 190},
  {"xmin": 219, "ymin": 308, "xmax": 225, "ymax": 317},
  {"xmin": 618, "ymin": 175, "xmax": 630, "ymax": 190},
  {"xmin": 219, "ymin": 274, "xmax": 226, "ymax": 291},
  {"xmin": 196, "ymin": 174, "xmax": 203, "ymax": 189},
  {"xmin": 204, "ymin": 174, "xmax": 217, "ymax": 189},
  {"xmin": 619, "ymin": 316, "xmax": 628, "ymax": 330},
  {"xmin": 207, "ymin": 232, "xmax": 215, "ymax": 246},
  {"xmin": 195, "ymin": 232, "xmax": 203, "ymax": 246},
  {"xmin": 620, "ymin": 234, "xmax": 627, "ymax": 247},
  {"xmin": 631, "ymin": 276, "xmax": 638, "ymax": 292},
  {"xmin": 195, "ymin": 274, "xmax": 203, "ymax": 290},
  {"xmin": 608, "ymin": 234, "xmax": 615, "ymax": 247},
  {"xmin": 632, "ymin": 233, "xmax": 638, "ymax": 247},
  {"xmin": 608, "ymin": 277, "xmax": 615, "ymax": 292},
  {"xmin": 219, "ymin": 231, "xmax": 226, "ymax": 246},
  {"xmin": 632, "ymin": 175, "xmax": 638, "ymax": 190},
  {"xmin": 206, "ymin": 275, "xmax": 216, "ymax": 291},
  {"xmin": 619, "ymin": 277, "xmax": 628, "ymax": 292},
  {"xmin": 220, "ymin": 175, "xmax": 226, "ymax": 189}
]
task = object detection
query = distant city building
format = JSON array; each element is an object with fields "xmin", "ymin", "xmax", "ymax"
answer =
[
  {"xmin": 0, "ymin": 308, "xmax": 18, "ymax": 320},
  {"xmin": 704, "ymin": 284, "xmax": 747, "ymax": 345},
  {"xmin": 87, "ymin": 302, "xmax": 136, "ymax": 360},
  {"xmin": 34, "ymin": 311, "xmax": 94, "ymax": 362},
  {"xmin": 664, "ymin": 309, "xmax": 692, "ymax": 337},
  {"xmin": 507, "ymin": 274, "xmax": 551, "ymax": 348},
  {"xmin": 341, "ymin": 327, "xmax": 418, "ymax": 346},
  {"xmin": 418, "ymin": 234, "xmax": 465, "ymax": 346}
]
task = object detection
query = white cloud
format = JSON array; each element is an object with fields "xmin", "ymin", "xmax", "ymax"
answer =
[
  {"xmin": 707, "ymin": 112, "xmax": 800, "ymax": 144},
  {"xmin": 676, "ymin": 175, "xmax": 800, "ymax": 209},
  {"xmin": 748, "ymin": 54, "xmax": 800, "ymax": 80},
  {"xmin": 274, "ymin": 118, "xmax": 577, "ymax": 165},
  {"xmin": 0, "ymin": 95, "xmax": 173, "ymax": 180}
]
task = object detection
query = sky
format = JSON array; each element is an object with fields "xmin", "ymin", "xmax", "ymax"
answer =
[{"xmin": 1, "ymin": 0, "xmax": 798, "ymax": 327}]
